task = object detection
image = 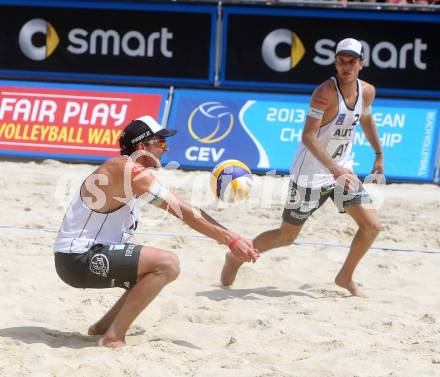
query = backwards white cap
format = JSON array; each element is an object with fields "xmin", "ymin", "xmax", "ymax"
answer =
[
  {"xmin": 119, "ymin": 115, "xmax": 177, "ymax": 148},
  {"xmin": 335, "ymin": 38, "xmax": 363, "ymax": 60}
]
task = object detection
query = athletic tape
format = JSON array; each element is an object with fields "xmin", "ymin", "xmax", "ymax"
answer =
[{"xmin": 308, "ymin": 107, "xmax": 325, "ymax": 120}]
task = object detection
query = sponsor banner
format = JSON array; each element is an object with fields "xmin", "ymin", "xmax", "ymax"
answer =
[
  {"xmin": 222, "ymin": 7, "xmax": 440, "ymax": 96},
  {"xmin": 0, "ymin": 1, "xmax": 215, "ymax": 85},
  {"xmin": 0, "ymin": 80, "xmax": 167, "ymax": 161},
  {"xmin": 353, "ymin": 101, "xmax": 439, "ymax": 182},
  {"xmin": 163, "ymin": 89, "xmax": 440, "ymax": 182}
]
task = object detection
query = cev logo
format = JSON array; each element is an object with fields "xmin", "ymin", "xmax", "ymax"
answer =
[
  {"xmin": 186, "ymin": 102, "xmax": 233, "ymax": 162},
  {"xmin": 188, "ymin": 102, "xmax": 234, "ymax": 143},
  {"xmin": 262, "ymin": 29, "xmax": 305, "ymax": 72},
  {"xmin": 19, "ymin": 19, "xmax": 60, "ymax": 61}
]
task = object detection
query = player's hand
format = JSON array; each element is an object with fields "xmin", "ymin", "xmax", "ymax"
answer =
[
  {"xmin": 332, "ymin": 166, "xmax": 361, "ymax": 192},
  {"xmin": 371, "ymin": 154, "xmax": 384, "ymax": 175},
  {"xmin": 229, "ymin": 237, "xmax": 260, "ymax": 263}
]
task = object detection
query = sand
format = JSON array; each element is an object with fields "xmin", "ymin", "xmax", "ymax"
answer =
[{"xmin": 0, "ymin": 159, "xmax": 439, "ymax": 377}]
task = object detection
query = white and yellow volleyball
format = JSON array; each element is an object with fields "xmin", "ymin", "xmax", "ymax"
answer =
[{"xmin": 210, "ymin": 159, "xmax": 253, "ymax": 202}]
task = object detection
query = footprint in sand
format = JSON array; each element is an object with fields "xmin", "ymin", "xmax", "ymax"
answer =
[{"xmin": 299, "ymin": 283, "xmax": 347, "ymax": 298}]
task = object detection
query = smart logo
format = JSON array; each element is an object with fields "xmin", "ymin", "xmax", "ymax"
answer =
[
  {"xmin": 260, "ymin": 29, "xmax": 428, "ymax": 73},
  {"xmin": 19, "ymin": 19, "xmax": 60, "ymax": 61},
  {"xmin": 185, "ymin": 102, "xmax": 234, "ymax": 162},
  {"xmin": 261, "ymin": 29, "xmax": 305, "ymax": 72},
  {"xmin": 314, "ymin": 38, "xmax": 428, "ymax": 70},
  {"xmin": 18, "ymin": 18, "xmax": 173, "ymax": 61}
]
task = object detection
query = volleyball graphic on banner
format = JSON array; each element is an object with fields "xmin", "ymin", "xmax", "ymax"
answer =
[{"xmin": 210, "ymin": 159, "xmax": 253, "ymax": 202}]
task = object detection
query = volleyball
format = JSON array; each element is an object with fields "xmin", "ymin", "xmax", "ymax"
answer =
[{"xmin": 210, "ymin": 159, "xmax": 253, "ymax": 202}]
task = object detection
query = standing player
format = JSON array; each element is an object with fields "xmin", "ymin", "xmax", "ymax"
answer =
[
  {"xmin": 54, "ymin": 115, "xmax": 259, "ymax": 347},
  {"xmin": 221, "ymin": 38, "xmax": 384, "ymax": 298}
]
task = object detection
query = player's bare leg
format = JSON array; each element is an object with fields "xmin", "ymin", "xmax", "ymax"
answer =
[
  {"xmin": 220, "ymin": 251, "xmax": 243, "ymax": 286},
  {"xmin": 88, "ymin": 291, "xmax": 129, "ymax": 336},
  {"xmin": 335, "ymin": 204, "xmax": 381, "ymax": 298},
  {"xmin": 221, "ymin": 221, "xmax": 302, "ymax": 286},
  {"xmin": 97, "ymin": 247, "xmax": 180, "ymax": 347}
]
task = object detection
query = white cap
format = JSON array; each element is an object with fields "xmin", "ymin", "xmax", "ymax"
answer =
[
  {"xmin": 119, "ymin": 115, "xmax": 177, "ymax": 149},
  {"xmin": 135, "ymin": 115, "xmax": 164, "ymax": 134},
  {"xmin": 335, "ymin": 38, "xmax": 363, "ymax": 60}
]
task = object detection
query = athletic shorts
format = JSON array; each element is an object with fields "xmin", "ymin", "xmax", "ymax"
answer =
[
  {"xmin": 282, "ymin": 180, "xmax": 371, "ymax": 225},
  {"xmin": 55, "ymin": 243, "xmax": 142, "ymax": 289}
]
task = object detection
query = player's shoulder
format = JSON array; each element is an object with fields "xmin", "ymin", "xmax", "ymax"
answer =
[
  {"xmin": 101, "ymin": 155, "xmax": 131, "ymax": 172},
  {"xmin": 310, "ymin": 79, "xmax": 337, "ymax": 109},
  {"xmin": 101, "ymin": 157, "xmax": 157, "ymax": 193},
  {"xmin": 360, "ymin": 80, "xmax": 376, "ymax": 101},
  {"xmin": 96, "ymin": 155, "xmax": 139, "ymax": 178},
  {"xmin": 313, "ymin": 79, "xmax": 336, "ymax": 97}
]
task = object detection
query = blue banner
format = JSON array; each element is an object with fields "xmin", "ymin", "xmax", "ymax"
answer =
[
  {"xmin": 353, "ymin": 101, "xmax": 439, "ymax": 182},
  {"xmin": 164, "ymin": 89, "xmax": 440, "ymax": 182},
  {"xmin": 163, "ymin": 89, "xmax": 309, "ymax": 173}
]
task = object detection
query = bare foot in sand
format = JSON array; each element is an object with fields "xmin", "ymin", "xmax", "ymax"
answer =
[
  {"xmin": 88, "ymin": 323, "xmax": 107, "ymax": 336},
  {"xmin": 98, "ymin": 331, "xmax": 126, "ymax": 348},
  {"xmin": 220, "ymin": 252, "xmax": 243, "ymax": 286},
  {"xmin": 335, "ymin": 275, "xmax": 368, "ymax": 298}
]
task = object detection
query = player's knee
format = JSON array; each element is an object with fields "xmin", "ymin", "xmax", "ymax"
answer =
[
  {"xmin": 160, "ymin": 253, "xmax": 181, "ymax": 281},
  {"xmin": 372, "ymin": 221, "xmax": 382, "ymax": 234},
  {"xmin": 361, "ymin": 220, "xmax": 382, "ymax": 235}
]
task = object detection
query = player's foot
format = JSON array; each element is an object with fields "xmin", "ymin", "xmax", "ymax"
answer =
[
  {"xmin": 98, "ymin": 331, "xmax": 126, "ymax": 348},
  {"xmin": 335, "ymin": 275, "xmax": 368, "ymax": 298},
  {"xmin": 220, "ymin": 252, "xmax": 243, "ymax": 286},
  {"xmin": 88, "ymin": 323, "xmax": 107, "ymax": 336}
]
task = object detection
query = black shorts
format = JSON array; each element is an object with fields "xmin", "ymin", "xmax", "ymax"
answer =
[
  {"xmin": 282, "ymin": 180, "xmax": 371, "ymax": 225},
  {"xmin": 55, "ymin": 243, "xmax": 142, "ymax": 289}
]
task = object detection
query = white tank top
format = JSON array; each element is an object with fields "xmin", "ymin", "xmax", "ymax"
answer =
[
  {"xmin": 53, "ymin": 188, "xmax": 140, "ymax": 254},
  {"xmin": 291, "ymin": 77, "xmax": 363, "ymax": 188}
]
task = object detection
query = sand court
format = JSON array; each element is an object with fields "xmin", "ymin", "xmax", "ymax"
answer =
[{"xmin": 0, "ymin": 159, "xmax": 439, "ymax": 376}]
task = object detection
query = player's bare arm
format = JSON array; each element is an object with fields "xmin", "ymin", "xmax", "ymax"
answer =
[
  {"xmin": 301, "ymin": 81, "xmax": 357, "ymax": 182},
  {"xmin": 130, "ymin": 163, "xmax": 258, "ymax": 263},
  {"xmin": 359, "ymin": 82, "xmax": 384, "ymax": 174}
]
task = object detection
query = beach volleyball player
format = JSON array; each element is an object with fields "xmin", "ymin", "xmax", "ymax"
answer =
[
  {"xmin": 53, "ymin": 115, "xmax": 259, "ymax": 348},
  {"xmin": 221, "ymin": 38, "xmax": 384, "ymax": 298}
]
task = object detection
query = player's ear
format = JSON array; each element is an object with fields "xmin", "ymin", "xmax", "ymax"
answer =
[{"xmin": 134, "ymin": 142, "xmax": 145, "ymax": 151}]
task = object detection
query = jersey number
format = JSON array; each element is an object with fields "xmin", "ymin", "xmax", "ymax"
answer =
[
  {"xmin": 352, "ymin": 114, "xmax": 360, "ymax": 126},
  {"xmin": 332, "ymin": 142, "xmax": 349, "ymax": 159},
  {"xmin": 129, "ymin": 220, "xmax": 138, "ymax": 231}
]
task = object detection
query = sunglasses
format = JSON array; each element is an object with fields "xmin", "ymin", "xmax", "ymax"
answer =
[{"xmin": 144, "ymin": 137, "xmax": 167, "ymax": 148}]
